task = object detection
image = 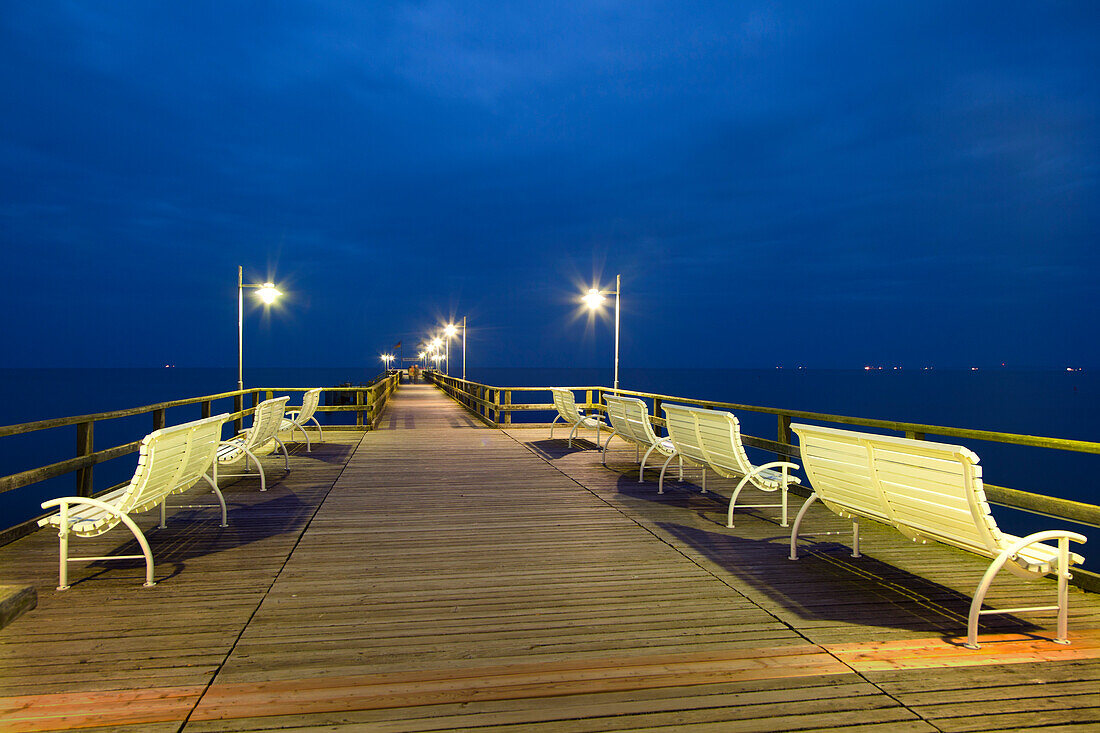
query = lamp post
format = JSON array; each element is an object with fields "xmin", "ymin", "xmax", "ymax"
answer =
[
  {"xmin": 430, "ymin": 337, "xmax": 442, "ymax": 372},
  {"xmin": 582, "ymin": 273, "xmax": 621, "ymax": 393},
  {"xmin": 443, "ymin": 323, "xmax": 458, "ymax": 376},
  {"xmin": 237, "ymin": 265, "xmax": 281, "ymax": 391},
  {"xmin": 381, "ymin": 353, "xmax": 394, "ymax": 373}
]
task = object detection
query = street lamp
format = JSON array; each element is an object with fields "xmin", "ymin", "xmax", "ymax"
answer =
[
  {"xmin": 381, "ymin": 353, "xmax": 394, "ymax": 372},
  {"xmin": 443, "ymin": 323, "xmax": 458, "ymax": 376},
  {"xmin": 237, "ymin": 265, "xmax": 282, "ymax": 391},
  {"xmin": 582, "ymin": 273, "xmax": 621, "ymax": 393}
]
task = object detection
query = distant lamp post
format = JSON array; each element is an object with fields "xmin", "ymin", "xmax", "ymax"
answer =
[
  {"xmin": 443, "ymin": 323, "xmax": 458, "ymax": 376},
  {"xmin": 582, "ymin": 274, "xmax": 621, "ymax": 393},
  {"xmin": 381, "ymin": 353, "xmax": 394, "ymax": 372},
  {"xmin": 237, "ymin": 266, "xmax": 282, "ymax": 391}
]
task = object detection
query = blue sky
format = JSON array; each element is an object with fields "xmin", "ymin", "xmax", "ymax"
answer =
[{"xmin": 1, "ymin": 2, "xmax": 1096, "ymax": 370}]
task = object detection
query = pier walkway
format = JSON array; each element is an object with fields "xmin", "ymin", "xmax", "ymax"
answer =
[{"xmin": 2, "ymin": 384, "xmax": 1099, "ymax": 731}]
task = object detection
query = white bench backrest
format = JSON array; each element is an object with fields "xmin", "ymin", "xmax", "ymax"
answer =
[
  {"xmin": 243, "ymin": 397, "xmax": 289, "ymax": 449},
  {"xmin": 662, "ymin": 404, "xmax": 710, "ymax": 466},
  {"xmin": 603, "ymin": 395, "xmax": 658, "ymax": 445},
  {"xmin": 792, "ymin": 423, "xmax": 1003, "ymax": 557},
  {"xmin": 551, "ymin": 388, "xmax": 584, "ymax": 424},
  {"xmin": 296, "ymin": 388, "xmax": 321, "ymax": 423},
  {"xmin": 119, "ymin": 414, "xmax": 230, "ymax": 516},
  {"xmin": 690, "ymin": 407, "xmax": 755, "ymax": 479},
  {"xmin": 790, "ymin": 424, "xmax": 890, "ymax": 524}
]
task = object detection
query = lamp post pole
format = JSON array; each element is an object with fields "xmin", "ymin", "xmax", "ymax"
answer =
[
  {"xmin": 237, "ymin": 266, "xmax": 244, "ymax": 392},
  {"xmin": 582, "ymin": 275, "xmax": 621, "ymax": 393},
  {"xmin": 613, "ymin": 273, "xmax": 620, "ymax": 393},
  {"xmin": 236, "ymin": 267, "xmax": 282, "ymax": 391},
  {"xmin": 462, "ymin": 315, "xmax": 467, "ymax": 380}
]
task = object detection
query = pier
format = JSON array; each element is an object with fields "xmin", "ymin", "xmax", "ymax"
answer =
[{"xmin": 2, "ymin": 383, "xmax": 1100, "ymax": 731}]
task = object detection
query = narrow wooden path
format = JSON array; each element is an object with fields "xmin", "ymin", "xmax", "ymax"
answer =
[{"xmin": 1, "ymin": 384, "xmax": 1098, "ymax": 731}]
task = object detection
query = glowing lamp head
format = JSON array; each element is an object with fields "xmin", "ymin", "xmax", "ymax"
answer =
[
  {"xmin": 583, "ymin": 288, "xmax": 606, "ymax": 309},
  {"xmin": 256, "ymin": 283, "xmax": 281, "ymax": 305},
  {"xmin": 444, "ymin": 323, "xmax": 457, "ymax": 337},
  {"xmin": 431, "ymin": 337, "xmax": 442, "ymax": 349}
]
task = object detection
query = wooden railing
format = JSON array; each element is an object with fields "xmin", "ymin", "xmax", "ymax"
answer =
[
  {"xmin": 427, "ymin": 373, "xmax": 1100, "ymax": 530},
  {"xmin": 0, "ymin": 373, "xmax": 400, "ymax": 545}
]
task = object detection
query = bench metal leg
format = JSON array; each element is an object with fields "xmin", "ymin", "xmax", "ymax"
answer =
[
  {"xmin": 601, "ymin": 430, "xmax": 620, "ymax": 466},
  {"xmin": 276, "ymin": 437, "xmax": 290, "ymax": 471},
  {"xmin": 308, "ymin": 416, "xmax": 324, "ymax": 445},
  {"xmin": 57, "ymin": 506, "xmax": 70, "ymax": 590},
  {"xmin": 965, "ymin": 530, "xmax": 1085, "ymax": 649},
  {"xmin": 639, "ymin": 444, "xmax": 658, "ymax": 482},
  {"xmin": 658, "ymin": 454, "xmax": 676, "ymax": 494},
  {"xmin": 789, "ymin": 493, "xmax": 819, "ymax": 560}
]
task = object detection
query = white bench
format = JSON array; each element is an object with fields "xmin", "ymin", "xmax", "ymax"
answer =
[
  {"xmin": 39, "ymin": 413, "xmax": 230, "ymax": 590},
  {"xmin": 215, "ymin": 396, "xmax": 289, "ymax": 492},
  {"xmin": 660, "ymin": 404, "xmax": 800, "ymax": 527},
  {"xmin": 601, "ymin": 395, "xmax": 681, "ymax": 482},
  {"xmin": 549, "ymin": 388, "xmax": 605, "ymax": 448},
  {"xmin": 282, "ymin": 387, "xmax": 323, "ymax": 452},
  {"xmin": 790, "ymin": 422, "xmax": 1087, "ymax": 649}
]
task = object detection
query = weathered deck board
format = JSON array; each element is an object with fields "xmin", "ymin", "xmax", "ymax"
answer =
[{"xmin": 0, "ymin": 383, "xmax": 1097, "ymax": 732}]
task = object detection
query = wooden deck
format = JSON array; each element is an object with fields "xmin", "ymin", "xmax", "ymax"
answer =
[{"xmin": 2, "ymin": 383, "xmax": 1099, "ymax": 732}]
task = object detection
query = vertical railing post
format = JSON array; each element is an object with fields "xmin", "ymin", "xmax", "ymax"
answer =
[
  {"xmin": 492, "ymin": 389, "xmax": 499, "ymax": 424},
  {"xmin": 233, "ymin": 393, "xmax": 243, "ymax": 434},
  {"xmin": 76, "ymin": 421, "xmax": 94, "ymax": 498},
  {"xmin": 777, "ymin": 414, "xmax": 791, "ymax": 463},
  {"xmin": 653, "ymin": 397, "xmax": 662, "ymax": 427},
  {"xmin": 585, "ymin": 390, "xmax": 592, "ymax": 412},
  {"xmin": 504, "ymin": 390, "xmax": 512, "ymax": 425},
  {"xmin": 201, "ymin": 399, "xmax": 212, "ymax": 419},
  {"xmin": 266, "ymin": 390, "xmax": 273, "ymax": 401},
  {"xmin": 152, "ymin": 408, "xmax": 166, "ymax": 432},
  {"xmin": 356, "ymin": 390, "xmax": 365, "ymax": 428},
  {"xmin": 251, "ymin": 391, "xmax": 260, "ymax": 409}
]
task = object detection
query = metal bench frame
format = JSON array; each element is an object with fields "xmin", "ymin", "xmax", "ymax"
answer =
[
  {"xmin": 549, "ymin": 387, "xmax": 605, "ymax": 448},
  {"xmin": 39, "ymin": 414, "xmax": 230, "ymax": 590},
  {"xmin": 601, "ymin": 394, "xmax": 681, "ymax": 482},
  {"xmin": 789, "ymin": 422, "xmax": 1086, "ymax": 649},
  {"xmin": 282, "ymin": 387, "xmax": 324, "ymax": 452},
  {"xmin": 660, "ymin": 404, "xmax": 800, "ymax": 527},
  {"xmin": 215, "ymin": 396, "xmax": 290, "ymax": 492}
]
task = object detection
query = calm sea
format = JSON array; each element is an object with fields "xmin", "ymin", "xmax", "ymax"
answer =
[{"xmin": 2, "ymin": 367, "xmax": 1095, "ymax": 567}]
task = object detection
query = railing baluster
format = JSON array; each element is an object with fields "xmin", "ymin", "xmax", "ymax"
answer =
[
  {"xmin": 777, "ymin": 414, "xmax": 791, "ymax": 462},
  {"xmin": 76, "ymin": 421, "xmax": 94, "ymax": 498}
]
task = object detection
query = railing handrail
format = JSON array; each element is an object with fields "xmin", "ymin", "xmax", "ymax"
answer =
[
  {"xmin": 0, "ymin": 384, "xmax": 390, "ymax": 438},
  {"xmin": 427, "ymin": 373, "xmax": 1100, "ymax": 531},
  {"xmin": 430, "ymin": 375, "xmax": 1099, "ymax": 456},
  {"xmin": 0, "ymin": 377, "xmax": 401, "ymax": 497}
]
